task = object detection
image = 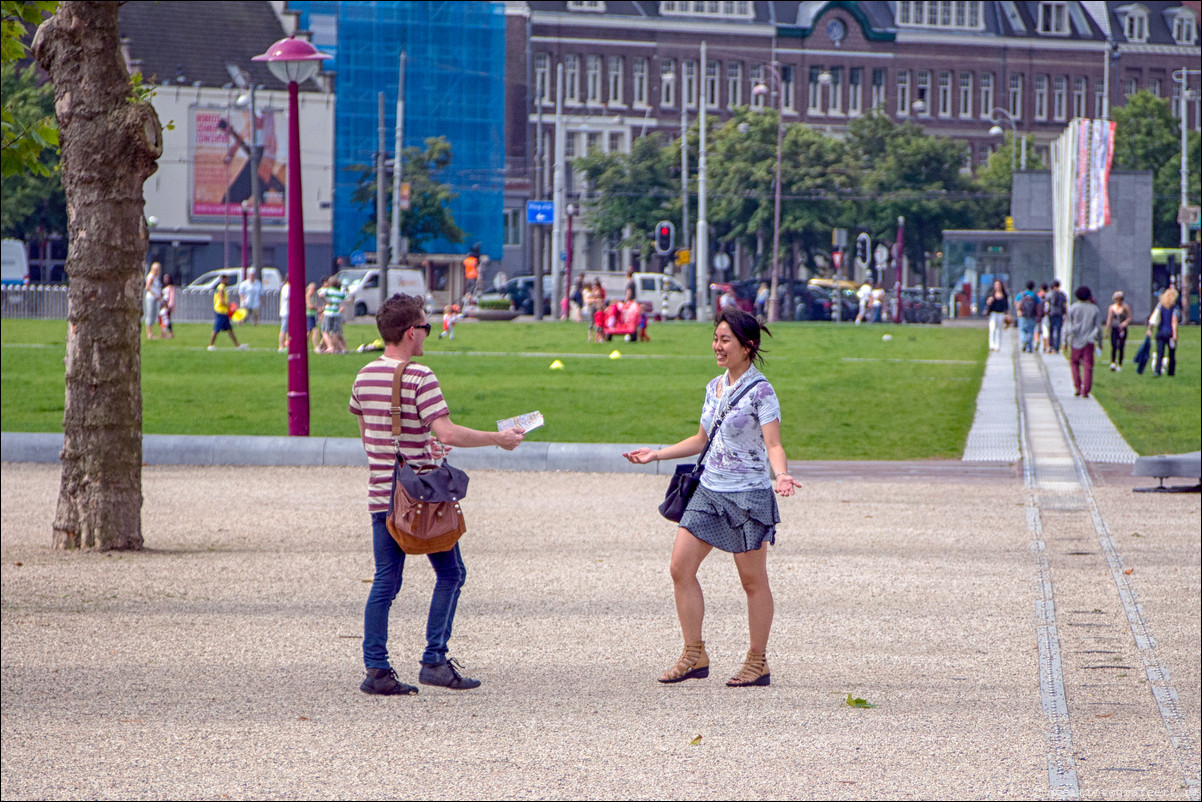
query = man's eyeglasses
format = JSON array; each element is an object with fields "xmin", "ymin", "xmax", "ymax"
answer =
[{"xmin": 407, "ymin": 323, "xmax": 432, "ymax": 335}]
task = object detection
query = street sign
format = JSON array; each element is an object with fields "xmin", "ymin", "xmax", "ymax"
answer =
[
  {"xmin": 832, "ymin": 228, "xmax": 848, "ymax": 248},
  {"xmin": 527, "ymin": 200, "xmax": 554, "ymax": 225},
  {"xmin": 713, "ymin": 252, "xmax": 731, "ymax": 271},
  {"xmin": 399, "ymin": 182, "xmax": 411, "ymax": 211},
  {"xmin": 676, "ymin": 248, "xmax": 691, "ymax": 266},
  {"xmin": 350, "ymin": 250, "xmax": 366, "ymax": 266},
  {"xmin": 874, "ymin": 243, "xmax": 889, "ymax": 268},
  {"xmin": 832, "ymin": 251, "xmax": 843, "ymax": 270},
  {"xmin": 1178, "ymin": 204, "xmax": 1201, "ymax": 229}
]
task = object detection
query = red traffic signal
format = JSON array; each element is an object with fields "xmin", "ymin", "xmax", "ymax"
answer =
[{"xmin": 654, "ymin": 221, "xmax": 675, "ymax": 254}]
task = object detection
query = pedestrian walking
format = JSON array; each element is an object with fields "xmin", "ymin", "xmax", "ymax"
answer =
[
  {"xmin": 351, "ymin": 293, "xmax": 524, "ymax": 696},
  {"xmin": 143, "ymin": 261, "xmax": 162, "ymax": 340},
  {"xmin": 208, "ymin": 274, "xmax": 247, "ymax": 351},
  {"xmin": 623, "ymin": 308, "xmax": 800, "ymax": 688},
  {"xmin": 1104, "ymin": 291, "xmax": 1132, "ymax": 371},
  {"xmin": 278, "ymin": 276, "xmax": 291, "ymax": 353},
  {"xmin": 1015, "ymin": 281, "xmax": 1040, "ymax": 353},
  {"xmin": 238, "ymin": 268, "xmax": 264, "ymax": 326},
  {"xmin": 1147, "ymin": 287, "xmax": 1180, "ymax": 377},
  {"xmin": 158, "ymin": 273, "xmax": 176, "ymax": 339},
  {"xmin": 1045, "ymin": 280, "xmax": 1067, "ymax": 352},
  {"xmin": 319, "ymin": 276, "xmax": 348, "ymax": 354},
  {"xmin": 1064, "ymin": 285, "xmax": 1102, "ymax": 398},
  {"xmin": 984, "ymin": 280, "xmax": 1009, "ymax": 352}
]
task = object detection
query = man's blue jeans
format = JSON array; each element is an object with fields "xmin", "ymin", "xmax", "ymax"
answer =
[
  {"xmin": 363, "ymin": 511, "xmax": 467, "ymax": 670},
  {"xmin": 1019, "ymin": 317, "xmax": 1036, "ymax": 351},
  {"xmin": 1047, "ymin": 314, "xmax": 1064, "ymax": 351}
]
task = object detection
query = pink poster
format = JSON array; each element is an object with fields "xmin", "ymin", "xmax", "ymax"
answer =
[
  {"xmin": 190, "ymin": 106, "xmax": 285, "ymax": 219},
  {"xmin": 1075, "ymin": 120, "xmax": 1090, "ymax": 232}
]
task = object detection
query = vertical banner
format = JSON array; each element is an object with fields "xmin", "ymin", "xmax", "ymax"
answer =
[
  {"xmin": 1075, "ymin": 119, "xmax": 1090, "ymax": 232},
  {"xmin": 190, "ymin": 106, "xmax": 286, "ymax": 219},
  {"xmin": 1078, "ymin": 118, "xmax": 1116, "ymax": 234}
]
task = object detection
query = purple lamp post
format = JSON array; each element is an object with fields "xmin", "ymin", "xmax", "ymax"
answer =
[{"xmin": 253, "ymin": 36, "xmax": 329, "ymax": 437}]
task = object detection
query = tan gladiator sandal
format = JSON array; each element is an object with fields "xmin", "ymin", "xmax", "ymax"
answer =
[
  {"xmin": 658, "ymin": 641, "xmax": 710, "ymax": 683},
  {"xmin": 726, "ymin": 649, "xmax": 770, "ymax": 687}
]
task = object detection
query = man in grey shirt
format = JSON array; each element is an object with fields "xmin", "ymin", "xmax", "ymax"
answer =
[{"xmin": 1064, "ymin": 285, "xmax": 1102, "ymax": 398}]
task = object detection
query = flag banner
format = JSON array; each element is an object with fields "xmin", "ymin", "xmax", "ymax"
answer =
[
  {"xmin": 1080, "ymin": 118, "xmax": 1115, "ymax": 234},
  {"xmin": 189, "ymin": 105, "xmax": 286, "ymax": 220}
]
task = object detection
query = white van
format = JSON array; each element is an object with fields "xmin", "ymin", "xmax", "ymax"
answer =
[
  {"xmin": 1, "ymin": 239, "xmax": 29, "ymax": 286},
  {"xmin": 349, "ymin": 268, "xmax": 428, "ymax": 317},
  {"xmin": 186, "ymin": 267, "xmax": 282, "ymax": 292},
  {"xmin": 592, "ymin": 271, "xmax": 694, "ymax": 319}
]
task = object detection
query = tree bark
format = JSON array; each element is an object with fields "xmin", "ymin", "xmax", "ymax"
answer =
[{"xmin": 33, "ymin": 1, "xmax": 162, "ymax": 551}]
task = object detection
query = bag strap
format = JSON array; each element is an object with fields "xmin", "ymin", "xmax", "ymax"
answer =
[
  {"xmin": 390, "ymin": 361, "xmax": 412, "ymax": 455},
  {"xmin": 697, "ymin": 377, "xmax": 764, "ymax": 467}
]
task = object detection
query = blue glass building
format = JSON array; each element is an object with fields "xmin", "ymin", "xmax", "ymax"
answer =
[{"xmin": 289, "ymin": 1, "xmax": 505, "ymax": 261}]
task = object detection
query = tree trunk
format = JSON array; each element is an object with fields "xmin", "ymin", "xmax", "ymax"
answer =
[{"xmin": 33, "ymin": 1, "xmax": 162, "ymax": 551}]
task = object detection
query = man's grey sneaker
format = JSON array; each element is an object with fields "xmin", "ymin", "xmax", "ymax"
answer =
[
  {"xmin": 419, "ymin": 657, "xmax": 481, "ymax": 690},
  {"xmin": 361, "ymin": 667, "xmax": 418, "ymax": 696}
]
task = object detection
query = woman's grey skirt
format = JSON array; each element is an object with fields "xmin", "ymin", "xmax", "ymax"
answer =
[{"xmin": 679, "ymin": 484, "xmax": 779, "ymax": 554}]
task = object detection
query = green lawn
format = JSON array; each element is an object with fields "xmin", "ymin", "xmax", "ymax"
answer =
[
  {"xmin": 3, "ymin": 318, "xmax": 990, "ymax": 460},
  {"xmin": 1088, "ymin": 326, "xmax": 1201, "ymax": 456}
]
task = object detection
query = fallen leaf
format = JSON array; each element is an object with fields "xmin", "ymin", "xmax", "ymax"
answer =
[
  {"xmin": 120, "ymin": 719, "xmax": 143, "ymax": 723},
  {"xmin": 845, "ymin": 694, "xmax": 877, "ymax": 709},
  {"xmin": 298, "ymin": 716, "xmax": 310, "ymax": 721},
  {"xmin": 688, "ymin": 734, "xmax": 702, "ymax": 746},
  {"xmin": 1095, "ymin": 713, "xmax": 1113, "ymax": 718},
  {"xmin": 1123, "ymin": 568, "xmax": 1134, "ymax": 575},
  {"xmin": 361, "ymin": 579, "xmax": 373, "ymax": 583},
  {"xmin": 1130, "ymin": 532, "xmax": 1145, "ymax": 538},
  {"xmin": 13, "ymin": 561, "xmax": 22, "ymax": 567}
]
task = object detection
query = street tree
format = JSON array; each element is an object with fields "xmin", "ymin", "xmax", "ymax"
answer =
[
  {"xmin": 349, "ymin": 135, "xmax": 464, "ymax": 254},
  {"xmin": 973, "ymin": 134, "xmax": 1046, "ymax": 229},
  {"xmin": 33, "ymin": 0, "xmax": 162, "ymax": 550},
  {"xmin": 1112, "ymin": 90, "xmax": 1200, "ymax": 247},
  {"xmin": 0, "ymin": 61, "xmax": 67, "ymax": 241},
  {"xmin": 1, "ymin": 0, "xmax": 58, "ymax": 177},
  {"xmin": 574, "ymin": 132, "xmax": 676, "ymax": 253}
]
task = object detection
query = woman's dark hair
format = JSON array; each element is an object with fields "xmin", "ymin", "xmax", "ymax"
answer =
[
  {"xmin": 162, "ymin": 273, "xmax": 173, "ymax": 287},
  {"xmin": 1075, "ymin": 285, "xmax": 1091, "ymax": 301},
  {"xmin": 715, "ymin": 307, "xmax": 770, "ymax": 367},
  {"xmin": 377, "ymin": 293, "xmax": 425, "ymax": 343}
]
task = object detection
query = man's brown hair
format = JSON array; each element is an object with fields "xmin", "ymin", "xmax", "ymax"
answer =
[{"xmin": 377, "ymin": 293, "xmax": 425, "ymax": 344}]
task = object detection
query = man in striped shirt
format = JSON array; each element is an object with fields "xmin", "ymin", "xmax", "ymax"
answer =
[{"xmin": 350, "ymin": 293, "xmax": 524, "ymax": 696}]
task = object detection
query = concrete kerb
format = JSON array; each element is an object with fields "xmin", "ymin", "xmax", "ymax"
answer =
[{"xmin": 1, "ymin": 432, "xmax": 692, "ymax": 474}]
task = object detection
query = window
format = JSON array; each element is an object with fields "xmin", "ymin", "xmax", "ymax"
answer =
[
  {"xmin": 608, "ymin": 57, "xmax": 624, "ymax": 105},
  {"xmin": 705, "ymin": 60, "xmax": 719, "ymax": 108},
  {"xmin": 502, "ymin": 208, "xmax": 521, "ymax": 247},
  {"xmin": 781, "ymin": 65, "xmax": 795, "ymax": 113},
  {"xmin": 751, "ymin": 64, "xmax": 766, "ymax": 110},
  {"xmin": 1172, "ymin": 10, "xmax": 1197, "ymax": 45},
  {"xmin": 979, "ymin": 72, "xmax": 994, "ymax": 118},
  {"xmin": 587, "ymin": 131, "xmax": 601, "ymax": 153},
  {"xmin": 1037, "ymin": 2, "xmax": 1068, "ymax": 34},
  {"xmin": 1053, "ymin": 76, "xmax": 1067, "ymax": 121},
  {"xmin": 1008, "ymin": 73, "xmax": 1023, "ymax": 118},
  {"xmin": 809, "ymin": 66, "xmax": 824, "ymax": 114},
  {"xmin": 567, "ymin": 0, "xmax": 606, "ymax": 10},
  {"xmin": 659, "ymin": 0, "xmax": 753, "ymax": 18},
  {"xmin": 683, "ymin": 59, "xmax": 698, "ymax": 108},
  {"xmin": 1124, "ymin": 77, "xmax": 1137, "ymax": 99},
  {"xmin": 1034, "ymin": 74, "xmax": 1048, "ymax": 120},
  {"xmin": 849, "ymin": 67, "xmax": 863, "ymax": 116},
  {"xmin": 871, "ymin": 68, "xmax": 886, "ymax": 111},
  {"xmin": 959, "ymin": 71, "xmax": 973, "ymax": 119},
  {"xmin": 897, "ymin": 69, "xmax": 911, "ymax": 116},
  {"xmin": 1073, "ymin": 77, "xmax": 1087, "ymax": 118},
  {"xmin": 1123, "ymin": 7, "xmax": 1147, "ymax": 42},
  {"xmin": 829, "ymin": 67, "xmax": 843, "ymax": 115},
  {"xmin": 916, "ymin": 70, "xmax": 931, "ymax": 116},
  {"xmin": 535, "ymin": 54, "xmax": 550, "ymax": 105},
  {"xmin": 1148, "ymin": 78, "xmax": 1160, "ymax": 98},
  {"xmin": 727, "ymin": 62, "xmax": 743, "ymax": 107},
  {"xmin": 938, "ymin": 70, "xmax": 952, "ymax": 117},
  {"xmin": 1095, "ymin": 81, "xmax": 1105, "ymax": 118},
  {"xmin": 564, "ymin": 55, "xmax": 580, "ymax": 103},
  {"xmin": 661, "ymin": 58, "xmax": 676, "ymax": 106},
  {"xmin": 564, "ymin": 130, "xmax": 577, "ymax": 158},
  {"xmin": 895, "ymin": 1, "xmax": 984, "ymax": 30},
  {"xmin": 586, "ymin": 55, "xmax": 602, "ymax": 103},
  {"xmin": 633, "ymin": 57, "xmax": 648, "ymax": 106},
  {"xmin": 608, "ymin": 131, "xmax": 625, "ymax": 153}
]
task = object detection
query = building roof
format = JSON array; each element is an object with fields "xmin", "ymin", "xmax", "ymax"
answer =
[{"xmin": 117, "ymin": 1, "xmax": 317, "ymax": 90}]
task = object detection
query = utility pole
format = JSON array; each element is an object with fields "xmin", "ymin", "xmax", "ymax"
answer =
[
  {"xmin": 534, "ymin": 101, "xmax": 545, "ymax": 319},
  {"xmin": 680, "ymin": 83, "xmax": 689, "ymax": 276},
  {"xmin": 376, "ymin": 92, "xmax": 389, "ymax": 307},
  {"xmin": 696, "ymin": 41, "xmax": 709, "ymax": 321},
  {"xmin": 552, "ymin": 62, "xmax": 565, "ymax": 320},
  {"xmin": 389, "ymin": 52, "xmax": 407, "ymax": 273},
  {"xmin": 248, "ymin": 86, "xmax": 263, "ymax": 276}
]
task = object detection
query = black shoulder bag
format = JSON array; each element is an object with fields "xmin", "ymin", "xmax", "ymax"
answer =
[{"xmin": 658, "ymin": 377, "xmax": 764, "ymax": 522}]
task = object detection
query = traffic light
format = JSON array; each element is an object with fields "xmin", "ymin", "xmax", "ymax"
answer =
[
  {"xmin": 654, "ymin": 221, "xmax": 675, "ymax": 255},
  {"xmin": 855, "ymin": 232, "xmax": 871, "ymax": 267}
]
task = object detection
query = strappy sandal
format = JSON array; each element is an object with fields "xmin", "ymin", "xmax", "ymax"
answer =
[
  {"xmin": 658, "ymin": 641, "xmax": 709, "ymax": 683},
  {"xmin": 726, "ymin": 649, "xmax": 770, "ymax": 687}
]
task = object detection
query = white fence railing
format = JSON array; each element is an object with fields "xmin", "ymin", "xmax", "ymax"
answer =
[{"xmin": 2, "ymin": 286, "xmax": 283, "ymax": 324}]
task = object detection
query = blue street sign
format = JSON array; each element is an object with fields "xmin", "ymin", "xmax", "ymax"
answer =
[
  {"xmin": 527, "ymin": 200, "xmax": 554, "ymax": 225},
  {"xmin": 350, "ymin": 250, "xmax": 366, "ymax": 266}
]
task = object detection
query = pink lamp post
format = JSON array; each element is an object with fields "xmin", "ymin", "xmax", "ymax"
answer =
[
  {"xmin": 253, "ymin": 36, "xmax": 329, "ymax": 437},
  {"xmin": 240, "ymin": 200, "xmax": 250, "ymax": 278}
]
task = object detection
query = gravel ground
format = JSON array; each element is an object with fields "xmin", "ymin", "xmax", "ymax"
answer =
[{"xmin": 2, "ymin": 462, "xmax": 1197, "ymax": 800}]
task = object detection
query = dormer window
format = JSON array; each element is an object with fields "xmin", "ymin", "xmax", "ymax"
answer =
[
  {"xmin": 1169, "ymin": 8, "xmax": 1197, "ymax": 45},
  {"xmin": 896, "ymin": 1, "xmax": 984, "ymax": 30},
  {"xmin": 1121, "ymin": 5, "xmax": 1149, "ymax": 43},
  {"xmin": 1037, "ymin": 2, "xmax": 1069, "ymax": 35},
  {"xmin": 567, "ymin": 1, "xmax": 606, "ymax": 11},
  {"xmin": 660, "ymin": 1, "xmax": 753, "ymax": 19}
]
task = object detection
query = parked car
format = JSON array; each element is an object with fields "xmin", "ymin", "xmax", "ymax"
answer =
[
  {"xmin": 478, "ymin": 274, "xmax": 553, "ymax": 316},
  {"xmin": 349, "ymin": 268, "xmax": 428, "ymax": 317},
  {"xmin": 806, "ymin": 284, "xmax": 861, "ymax": 322},
  {"xmin": 186, "ymin": 267, "xmax": 282, "ymax": 292},
  {"xmin": 592, "ymin": 271, "xmax": 695, "ymax": 319},
  {"xmin": 724, "ymin": 279, "xmax": 838, "ymax": 322},
  {"xmin": 331, "ymin": 268, "xmax": 371, "ymax": 294}
]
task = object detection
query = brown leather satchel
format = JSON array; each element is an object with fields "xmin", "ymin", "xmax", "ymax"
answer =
[{"xmin": 386, "ymin": 362, "xmax": 468, "ymax": 555}]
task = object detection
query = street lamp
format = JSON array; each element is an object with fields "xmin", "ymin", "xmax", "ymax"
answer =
[
  {"xmin": 253, "ymin": 35, "xmax": 330, "ymax": 437},
  {"xmin": 235, "ymin": 86, "xmax": 263, "ymax": 277},
  {"xmin": 1173, "ymin": 67, "xmax": 1200, "ymax": 304},
  {"xmin": 988, "ymin": 107, "xmax": 1024, "ymax": 173},
  {"xmin": 240, "ymin": 200, "xmax": 250, "ymax": 269}
]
